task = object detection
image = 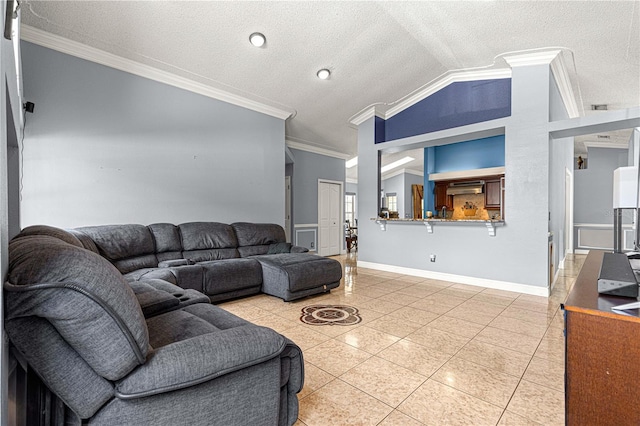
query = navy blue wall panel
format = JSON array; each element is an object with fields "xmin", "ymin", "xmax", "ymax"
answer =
[{"xmin": 379, "ymin": 78, "xmax": 511, "ymax": 143}]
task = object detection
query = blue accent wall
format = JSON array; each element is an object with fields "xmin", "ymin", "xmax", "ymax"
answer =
[
  {"xmin": 378, "ymin": 78, "xmax": 511, "ymax": 143},
  {"xmin": 375, "ymin": 116, "xmax": 386, "ymax": 144},
  {"xmin": 423, "ymin": 136, "xmax": 505, "ymax": 215},
  {"xmin": 432, "ymin": 135, "xmax": 505, "ymax": 172}
]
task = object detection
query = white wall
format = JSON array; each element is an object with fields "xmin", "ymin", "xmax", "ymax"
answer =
[{"xmin": 20, "ymin": 42, "xmax": 286, "ymax": 228}]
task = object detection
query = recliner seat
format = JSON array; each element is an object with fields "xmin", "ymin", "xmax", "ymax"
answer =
[{"xmin": 4, "ymin": 226, "xmax": 303, "ymax": 425}]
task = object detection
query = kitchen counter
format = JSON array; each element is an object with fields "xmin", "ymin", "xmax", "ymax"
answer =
[{"xmin": 371, "ymin": 217, "xmax": 505, "ymax": 236}]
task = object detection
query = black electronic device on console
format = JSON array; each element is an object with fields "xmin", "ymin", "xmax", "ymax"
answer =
[{"xmin": 598, "ymin": 252, "xmax": 639, "ymax": 297}]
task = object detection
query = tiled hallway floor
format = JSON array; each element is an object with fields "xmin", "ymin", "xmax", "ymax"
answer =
[{"xmin": 218, "ymin": 253, "xmax": 586, "ymax": 426}]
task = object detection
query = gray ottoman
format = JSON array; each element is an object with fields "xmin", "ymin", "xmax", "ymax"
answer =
[{"xmin": 253, "ymin": 253, "xmax": 342, "ymax": 301}]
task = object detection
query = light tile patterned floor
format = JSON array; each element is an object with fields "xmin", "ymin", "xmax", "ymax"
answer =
[{"xmin": 218, "ymin": 253, "xmax": 586, "ymax": 426}]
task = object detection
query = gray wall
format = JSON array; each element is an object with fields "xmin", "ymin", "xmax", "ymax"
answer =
[
  {"xmin": 289, "ymin": 147, "xmax": 345, "ymax": 249},
  {"xmin": 358, "ymin": 64, "xmax": 554, "ymax": 291},
  {"xmin": 574, "ymin": 147, "xmax": 629, "ymax": 225},
  {"xmin": 381, "ymin": 172, "xmax": 423, "ymax": 219},
  {"xmin": 381, "ymin": 173, "xmax": 404, "ymax": 215},
  {"xmin": 20, "ymin": 42, "xmax": 286, "ymax": 228}
]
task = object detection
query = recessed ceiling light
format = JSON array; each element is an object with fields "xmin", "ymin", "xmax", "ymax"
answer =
[
  {"xmin": 317, "ymin": 69, "xmax": 331, "ymax": 80},
  {"xmin": 346, "ymin": 157, "xmax": 358, "ymax": 168},
  {"xmin": 381, "ymin": 156, "xmax": 414, "ymax": 173},
  {"xmin": 249, "ymin": 32, "xmax": 266, "ymax": 47}
]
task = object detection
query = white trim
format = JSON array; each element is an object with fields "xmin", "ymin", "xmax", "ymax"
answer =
[
  {"xmin": 294, "ymin": 228, "xmax": 317, "ymax": 252},
  {"xmin": 549, "ymin": 54, "xmax": 580, "ymax": 119},
  {"xmin": 575, "ymin": 249, "xmax": 590, "ymax": 255},
  {"xmin": 286, "ymin": 139, "xmax": 351, "ymax": 160},
  {"xmin": 574, "ymin": 223, "xmax": 633, "ymax": 228},
  {"xmin": 583, "ymin": 141, "xmax": 630, "ymax": 149},
  {"xmin": 429, "ymin": 166, "xmax": 505, "ymax": 181},
  {"xmin": 294, "ymin": 223, "xmax": 318, "ymax": 228},
  {"xmin": 384, "ymin": 69, "xmax": 512, "ymax": 119},
  {"xmin": 21, "ymin": 25, "xmax": 294, "ymax": 120},
  {"xmin": 382, "ymin": 167, "xmax": 424, "ymax": 180},
  {"xmin": 346, "ymin": 178, "xmax": 358, "ymax": 184},
  {"xmin": 356, "ymin": 261, "xmax": 549, "ymax": 297},
  {"xmin": 349, "ymin": 107, "xmax": 380, "ymax": 126},
  {"xmin": 503, "ymin": 50, "xmax": 562, "ymax": 67}
]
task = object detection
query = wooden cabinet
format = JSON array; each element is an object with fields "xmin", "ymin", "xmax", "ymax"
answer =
[
  {"xmin": 563, "ymin": 250, "xmax": 640, "ymax": 425},
  {"xmin": 434, "ymin": 182, "xmax": 453, "ymax": 210},
  {"xmin": 484, "ymin": 179, "xmax": 502, "ymax": 209}
]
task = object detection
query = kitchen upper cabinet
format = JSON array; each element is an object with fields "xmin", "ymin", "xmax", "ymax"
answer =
[
  {"xmin": 434, "ymin": 182, "xmax": 453, "ymax": 210},
  {"xmin": 485, "ymin": 177, "xmax": 503, "ymax": 209}
]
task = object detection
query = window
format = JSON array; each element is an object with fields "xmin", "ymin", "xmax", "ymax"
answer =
[
  {"xmin": 345, "ymin": 193, "xmax": 356, "ymax": 226},
  {"xmin": 386, "ymin": 193, "xmax": 397, "ymax": 212}
]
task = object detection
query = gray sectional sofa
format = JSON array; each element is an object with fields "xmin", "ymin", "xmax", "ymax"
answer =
[
  {"xmin": 69, "ymin": 221, "xmax": 342, "ymax": 302},
  {"xmin": 4, "ymin": 225, "xmax": 304, "ymax": 425}
]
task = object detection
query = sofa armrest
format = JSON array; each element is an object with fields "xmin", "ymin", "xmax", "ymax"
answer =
[
  {"xmin": 158, "ymin": 259, "xmax": 193, "ymax": 268},
  {"xmin": 290, "ymin": 245, "xmax": 309, "ymax": 253},
  {"xmin": 134, "ymin": 290, "xmax": 180, "ymax": 317},
  {"xmin": 115, "ymin": 325, "xmax": 286, "ymax": 399},
  {"xmin": 129, "ymin": 280, "xmax": 210, "ymax": 317}
]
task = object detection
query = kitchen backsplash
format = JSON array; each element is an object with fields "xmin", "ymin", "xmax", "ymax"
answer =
[{"xmin": 451, "ymin": 194, "xmax": 492, "ymax": 220}]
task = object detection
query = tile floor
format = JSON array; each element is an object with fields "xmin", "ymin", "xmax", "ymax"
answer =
[{"xmin": 218, "ymin": 253, "xmax": 586, "ymax": 426}]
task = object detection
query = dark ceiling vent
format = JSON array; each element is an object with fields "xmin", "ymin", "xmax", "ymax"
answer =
[
  {"xmin": 597, "ymin": 135, "xmax": 611, "ymax": 139},
  {"xmin": 591, "ymin": 104, "xmax": 608, "ymax": 111}
]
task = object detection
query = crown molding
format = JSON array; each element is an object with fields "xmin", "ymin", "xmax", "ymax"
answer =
[
  {"xmin": 549, "ymin": 54, "xmax": 580, "ymax": 119},
  {"xmin": 285, "ymin": 139, "xmax": 351, "ymax": 160},
  {"xmin": 20, "ymin": 25, "xmax": 294, "ymax": 120},
  {"xmin": 503, "ymin": 50, "xmax": 562, "ymax": 67},
  {"xmin": 349, "ymin": 106, "xmax": 382, "ymax": 126},
  {"xmin": 384, "ymin": 68, "xmax": 512, "ymax": 119}
]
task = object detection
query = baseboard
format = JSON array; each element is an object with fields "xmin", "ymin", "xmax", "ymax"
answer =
[
  {"xmin": 574, "ymin": 249, "xmax": 590, "ymax": 255},
  {"xmin": 356, "ymin": 260, "xmax": 549, "ymax": 297}
]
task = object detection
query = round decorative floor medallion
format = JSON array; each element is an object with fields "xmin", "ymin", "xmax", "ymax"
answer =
[{"xmin": 300, "ymin": 305, "xmax": 361, "ymax": 326}]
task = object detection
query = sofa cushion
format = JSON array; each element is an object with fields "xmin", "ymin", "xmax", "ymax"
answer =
[
  {"xmin": 254, "ymin": 253, "xmax": 343, "ymax": 293},
  {"xmin": 200, "ymin": 258, "xmax": 263, "ymax": 295},
  {"xmin": 148, "ymin": 223, "xmax": 182, "ymax": 253},
  {"xmin": 75, "ymin": 225, "xmax": 158, "ymax": 274},
  {"xmin": 232, "ymin": 222, "xmax": 285, "ymax": 246},
  {"xmin": 179, "ymin": 222, "xmax": 240, "ymax": 261},
  {"xmin": 6, "ymin": 234, "xmax": 149, "ymax": 381},
  {"xmin": 267, "ymin": 242, "xmax": 292, "ymax": 254}
]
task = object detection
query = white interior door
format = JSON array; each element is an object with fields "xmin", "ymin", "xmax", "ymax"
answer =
[
  {"xmin": 285, "ymin": 176, "xmax": 291, "ymax": 243},
  {"xmin": 319, "ymin": 181, "xmax": 341, "ymax": 256}
]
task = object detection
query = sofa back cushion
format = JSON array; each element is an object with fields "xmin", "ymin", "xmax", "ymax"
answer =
[
  {"xmin": 179, "ymin": 222, "xmax": 240, "ymax": 262},
  {"xmin": 148, "ymin": 223, "xmax": 183, "ymax": 262},
  {"xmin": 5, "ymin": 231, "xmax": 149, "ymax": 383},
  {"xmin": 75, "ymin": 224, "xmax": 158, "ymax": 274},
  {"xmin": 232, "ymin": 223, "xmax": 286, "ymax": 257}
]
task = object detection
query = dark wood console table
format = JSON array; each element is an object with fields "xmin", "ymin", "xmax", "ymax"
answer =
[{"xmin": 563, "ymin": 250, "xmax": 640, "ymax": 425}]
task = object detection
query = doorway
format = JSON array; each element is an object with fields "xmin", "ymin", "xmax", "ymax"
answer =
[{"xmin": 318, "ymin": 180, "xmax": 342, "ymax": 256}]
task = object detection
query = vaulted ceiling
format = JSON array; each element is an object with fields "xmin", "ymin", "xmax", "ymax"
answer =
[{"xmin": 20, "ymin": 1, "xmax": 640, "ymax": 167}]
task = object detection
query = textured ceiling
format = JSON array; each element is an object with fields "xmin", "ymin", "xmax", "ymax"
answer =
[{"xmin": 20, "ymin": 1, "xmax": 640, "ymax": 164}]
